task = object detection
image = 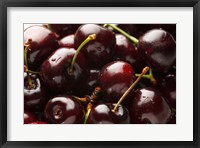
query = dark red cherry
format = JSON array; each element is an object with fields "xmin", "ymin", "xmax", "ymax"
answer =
[
  {"xmin": 129, "ymin": 87, "xmax": 172, "ymax": 124},
  {"xmin": 114, "ymin": 34, "xmax": 146, "ymax": 73},
  {"xmin": 158, "ymin": 72, "xmax": 176, "ymax": 108},
  {"xmin": 74, "ymin": 24, "xmax": 116, "ymax": 68},
  {"xmin": 40, "ymin": 47, "xmax": 88, "ymax": 94},
  {"xmin": 24, "ymin": 73, "xmax": 48, "ymax": 112},
  {"xmin": 138, "ymin": 29, "xmax": 176, "ymax": 72},
  {"xmin": 46, "ymin": 24, "xmax": 81, "ymax": 38},
  {"xmin": 99, "ymin": 61, "xmax": 136, "ymax": 103},
  {"xmin": 44, "ymin": 95, "xmax": 85, "ymax": 124},
  {"xmin": 24, "ymin": 110, "xmax": 37, "ymax": 124},
  {"xmin": 29, "ymin": 121, "xmax": 47, "ymax": 124},
  {"xmin": 87, "ymin": 103, "xmax": 130, "ymax": 124},
  {"xmin": 24, "ymin": 25, "xmax": 59, "ymax": 70},
  {"xmin": 58, "ymin": 34, "xmax": 74, "ymax": 48}
]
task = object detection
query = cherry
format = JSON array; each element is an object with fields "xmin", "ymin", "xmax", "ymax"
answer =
[
  {"xmin": 44, "ymin": 95, "xmax": 85, "ymax": 124},
  {"xmin": 138, "ymin": 29, "xmax": 176, "ymax": 72},
  {"xmin": 40, "ymin": 34, "xmax": 95, "ymax": 94},
  {"xmin": 46, "ymin": 24, "xmax": 81, "ymax": 39},
  {"xmin": 129, "ymin": 87, "xmax": 172, "ymax": 124},
  {"xmin": 105, "ymin": 24, "xmax": 176, "ymax": 73},
  {"xmin": 58, "ymin": 34, "xmax": 75, "ymax": 48},
  {"xmin": 99, "ymin": 61, "xmax": 136, "ymax": 103},
  {"xmin": 40, "ymin": 47, "xmax": 87, "ymax": 94},
  {"xmin": 24, "ymin": 73, "xmax": 48, "ymax": 111},
  {"xmin": 87, "ymin": 103, "xmax": 130, "ymax": 124},
  {"xmin": 74, "ymin": 24, "xmax": 116, "ymax": 68},
  {"xmin": 24, "ymin": 41, "xmax": 48, "ymax": 111},
  {"xmin": 86, "ymin": 67, "xmax": 149, "ymax": 124},
  {"xmin": 24, "ymin": 25, "xmax": 59, "ymax": 70},
  {"xmin": 24, "ymin": 110, "xmax": 37, "ymax": 124},
  {"xmin": 114, "ymin": 34, "xmax": 146, "ymax": 72}
]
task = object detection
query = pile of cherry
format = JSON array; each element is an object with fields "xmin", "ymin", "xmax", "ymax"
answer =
[{"xmin": 24, "ymin": 24, "xmax": 176, "ymax": 124}]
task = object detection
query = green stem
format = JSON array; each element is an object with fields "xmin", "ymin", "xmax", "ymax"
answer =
[
  {"xmin": 135, "ymin": 68, "xmax": 157, "ymax": 85},
  {"xmin": 104, "ymin": 24, "xmax": 139, "ymax": 45},
  {"xmin": 69, "ymin": 34, "xmax": 96, "ymax": 73},
  {"xmin": 84, "ymin": 108, "xmax": 91, "ymax": 124}
]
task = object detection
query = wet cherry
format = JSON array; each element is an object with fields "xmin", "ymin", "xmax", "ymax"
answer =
[
  {"xmin": 74, "ymin": 24, "xmax": 116, "ymax": 68},
  {"xmin": 40, "ymin": 47, "xmax": 88, "ymax": 94},
  {"xmin": 99, "ymin": 61, "xmax": 136, "ymax": 103},
  {"xmin": 24, "ymin": 73, "xmax": 48, "ymax": 111},
  {"xmin": 44, "ymin": 95, "xmax": 85, "ymax": 124},
  {"xmin": 138, "ymin": 29, "xmax": 176, "ymax": 72},
  {"xmin": 129, "ymin": 87, "xmax": 172, "ymax": 124},
  {"xmin": 24, "ymin": 25, "xmax": 59, "ymax": 70}
]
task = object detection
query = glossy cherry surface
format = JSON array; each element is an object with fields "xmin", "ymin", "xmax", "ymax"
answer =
[
  {"xmin": 114, "ymin": 34, "xmax": 146, "ymax": 72},
  {"xmin": 24, "ymin": 25, "xmax": 59, "ymax": 70},
  {"xmin": 24, "ymin": 110, "xmax": 37, "ymax": 124},
  {"xmin": 99, "ymin": 61, "xmax": 135, "ymax": 103},
  {"xmin": 24, "ymin": 73, "xmax": 48, "ymax": 111},
  {"xmin": 138, "ymin": 29, "xmax": 176, "ymax": 72},
  {"xmin": 74, "ymin": 24, "xmax": 116, "ymax": 68},
  {"xmin": 129, "ymin": 87, "xmax": 172, "ymax": 124},
  {"xmin": 87, "ymin": 103, "xmax": 130, "ymax": 124},
  {"xmin": 40, "ymin": 47, "xmax": 88, "ymax": 94},
  {"xmin": 44, "ymin": 95, "xmax": 85, "ymax": 124},
  {"xmin": 58, "ymin": 34, "xmax": 75, "ymax": 48}
]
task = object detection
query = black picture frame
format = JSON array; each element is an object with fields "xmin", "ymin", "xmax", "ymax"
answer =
[{"xmin": 0, "ymin": 0, "xmax": 199, "ymax": 147}]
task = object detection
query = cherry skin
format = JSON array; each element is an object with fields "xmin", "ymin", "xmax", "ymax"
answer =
[
  {"xmin": 44, "ymin": 95, "xmax": 85, "ymax": 124},
  {"xmin": 99, "ymin": 61, "xmax": 136, "ymax": 103},
  {"xmin": 138, "ymin": 29, "xmax": 176, "ymax": 72},
  {"xmin": 74, "ymin": 24, "xmax": 116, "ymax": 68},
  {"xmin": 114, "ymin": 34, "xmax": 146, "ymax": 73},
  {"xmin": 58, "ymin": 34, "xmax": 75, "ymax": 48},
  {"xmin": 24, "ymin": 73, "xmax": 48, "ymax": 112},
  {"xmin": 129, "ymin": 87, "xmax": 172, "ymax": 124},
  {"xmin": 46, "ymin": 24, "xmax": 81, "ymax": 39},
  {"xmin": 24, "ymin": 110, "xmax": 37, "ymax": 124},
  {"xmin": 40, "ymin": 47, "xmax": 88, "ymax": 94},
  {"xmin": 24, "ymin": 25, "xmax": 59, "ymax": 70},
  {"xmin": 87, "ymin": 103, "xmax": 130, "ymax": 124}
]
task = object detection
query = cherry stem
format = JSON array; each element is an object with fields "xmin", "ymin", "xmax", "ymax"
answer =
[
  {"xmin": 103, "ymin": 24, "xmax": 139, "ymax": 45},
  {"xmin": 112, "ymin": 66, "xmax": 150, "ymax": 113},
  {"xmin": 24, "ymin": 39, "xmax": 35, "ymax": 88},
  {"xmin": 69, "ymin": 34, "xmax": 96, "ymax": 73},
  {"xmin": 84, "ymin": 102, "xmax": 93, "ymax": 124},
  {"xmin": 135, "ymin": 68, "xmax": 157, "ymax": 85}
]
